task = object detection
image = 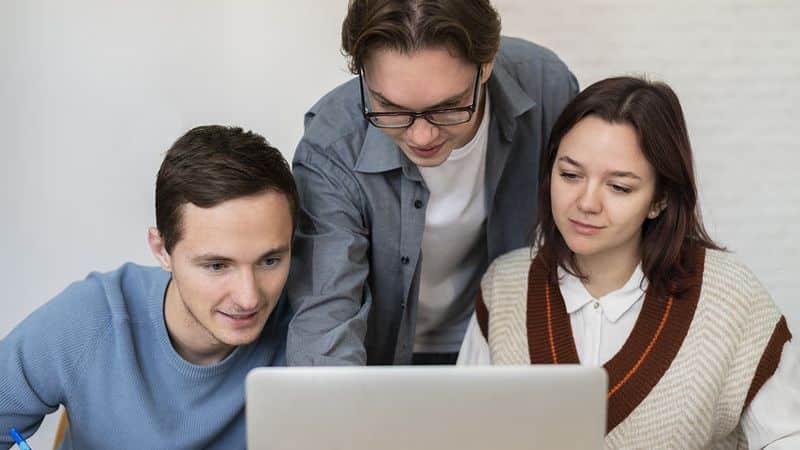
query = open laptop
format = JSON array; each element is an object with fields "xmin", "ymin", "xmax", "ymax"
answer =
[{"xmin": 246, "ymin": 365, "xmax": 606, "ymax": 450}]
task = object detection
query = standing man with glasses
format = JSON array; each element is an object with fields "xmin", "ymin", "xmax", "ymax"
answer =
[{"xmin": 288, "ymin": 0, "xmax": 578, "ymax": 365}]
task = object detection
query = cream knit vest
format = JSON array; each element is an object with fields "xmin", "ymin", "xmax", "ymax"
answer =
[{"xmin": 480, "ymin": 247, "xmax": 786, "ymax": 449}]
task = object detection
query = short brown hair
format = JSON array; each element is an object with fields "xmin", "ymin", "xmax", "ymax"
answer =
[
  {"xmin": 155, "ymin": 125, "xmax": 298, "ymax": 253},
  {"xmin": 537, "ymin": 77, "xmax": 722, "ymax": 298},
  {"xmin": 341, "ymin": 0, "xmax": 501, "ymax": 74}
]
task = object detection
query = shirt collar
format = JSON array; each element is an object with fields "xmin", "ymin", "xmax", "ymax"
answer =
[
  {"xmin": 487, "ymin": 61, "xmax": 537, "ymax": 141},
  {"xmin": 558, "ymin": 264, "xmax": 648, "ymax": 322}
]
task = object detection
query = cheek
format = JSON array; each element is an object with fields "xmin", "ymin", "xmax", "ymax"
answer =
[
  {"xmin": 258, "ymin": 266, "xmax": 291, "ymax": 297},
  {"xmin": 607, "ymin": 198, "xmax": 651, "ymax": 228},
  {"xmin": 549, "ymin": 180, "xmax": 572, "ymax": 214},
  {"xmin": 177, "ymin": 269, "xmax": 227, "ymax": 304}
]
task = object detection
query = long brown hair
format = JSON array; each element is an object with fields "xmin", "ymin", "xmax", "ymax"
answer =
[
  {"xmin": 537, "ymin": 76, "xmax": 722, "ymax": 298},
  {"xmin": 341, "ymin": 0, "xmax": 501, "ymax": 74}
]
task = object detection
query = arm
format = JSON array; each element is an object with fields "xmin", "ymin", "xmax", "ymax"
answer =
[
  {"xmin": 286, "ymin": 140, "xmax": 371, "ymax": 366},
  {"xmin": 456, "ymin": 313, "xmax": 491, "ymax": 366},
  {"xmin": 0, "ymin": 279, "xmax": 102, "ymax": 448},
  {"xmin": 742, "ymin": 338, "xmax": 800, "ymax": 449}
]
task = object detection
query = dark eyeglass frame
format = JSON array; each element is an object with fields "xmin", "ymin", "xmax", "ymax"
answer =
[{"xmin": 359, "ymin": 64, "xmax": 483, "ymax": 129}]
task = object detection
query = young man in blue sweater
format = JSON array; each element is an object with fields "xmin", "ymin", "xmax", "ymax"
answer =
[{"xmin": 0, "ymin": 125, "xmax": 298, "ymax": 449}]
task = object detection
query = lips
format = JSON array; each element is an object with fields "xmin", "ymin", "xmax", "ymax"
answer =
[
  {"xmin": 408, "ymin": 142, "xmax": 444, "ymax": 158},
  {"xmin": 569, "ymin": 219, "xmax": 605, "ymax": 235},
  {"xmin": 217, "ymin": 310, "xmax": 259, "ymax": 327}
]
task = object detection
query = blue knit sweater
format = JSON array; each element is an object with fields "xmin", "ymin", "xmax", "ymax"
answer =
[{"xmin": 0, "ymin": 263, "xmax": 289, "ymax": 449}]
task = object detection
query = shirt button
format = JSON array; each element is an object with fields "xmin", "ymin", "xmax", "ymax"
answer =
[
  {"xmin": 401, "ymin": 256, "xmax": 410, "ymax": 265},
  {"xmin": 414, "ymin": 199, "xmax": 424, "ymax": 209},
  {"xmin": 593, "ymin": 302, "xmax": 600, "ymax": 309}
]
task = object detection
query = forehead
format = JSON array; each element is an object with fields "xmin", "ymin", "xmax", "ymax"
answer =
[
  {"xmin": 174, "ymin": 191, "xmax": 293, "ymax": 258},
  {"xmin": 556, "ymin": 116, "xmax": 654, "ymax": 176},
  {"xmin": 363, "ymin": 47, "xmax": 475, "ymax": 109}
]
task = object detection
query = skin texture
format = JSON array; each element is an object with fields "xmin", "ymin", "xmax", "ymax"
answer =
[
  {"xmin": 550, "ymin": 116, "xmax": 665, "ymax": 297},
  {"xmin": 362, "ymin": 47, "xmax": 494, "ymax": 167},
  {"xmin": 148, "ymin": 190, "xmax": 294, "ymax": 365}
]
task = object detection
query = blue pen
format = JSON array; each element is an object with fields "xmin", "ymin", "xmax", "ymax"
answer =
[{"xmin": 8, "ymin": 428, "xmax": 32, "ymax": 450}]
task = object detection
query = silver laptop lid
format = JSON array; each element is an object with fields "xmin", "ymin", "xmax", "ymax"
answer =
[{"xmin": 246, "ymin": 365, "xmax": 606, "ymax": 450}]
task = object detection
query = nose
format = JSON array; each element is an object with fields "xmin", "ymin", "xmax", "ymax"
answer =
[
  {"xmin": 405, "ymin": 117, "xmax": 439, "ymax": 148},
  {"xmin": 233, "ymin": 268, "xmax": 260, "ymax": 312},
  {"xmin": 577, "ymin": 183, "xmax": 602, "ymax": 215}
]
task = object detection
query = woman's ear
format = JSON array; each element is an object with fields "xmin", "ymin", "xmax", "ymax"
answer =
[{"xmin": 648, "ymin": 198, "xmax": 668, "ymax": 219}]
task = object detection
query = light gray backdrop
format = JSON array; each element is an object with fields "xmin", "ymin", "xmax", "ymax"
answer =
[{"xmin": 1, "ymin": 1, "xmax": 798, "ymax": 447}]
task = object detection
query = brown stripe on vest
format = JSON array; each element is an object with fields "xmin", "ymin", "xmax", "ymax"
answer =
[
  {"xmin": 527, "ymin": 255, "xmax": 580, "ymax": 364},
  {"xmin": 525, "ymin": 245, "xmax": 706, "ymax": 433},
  {"xmin": 475, "ymin": 291, "xmax": 489, "ymax": 340},
  {"xmin": 743, "ymin": 316, "xmax": 793, "ymax": 410}
]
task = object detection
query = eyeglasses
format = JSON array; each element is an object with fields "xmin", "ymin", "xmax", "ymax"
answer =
[{"xmin": 359, "ymin": 65, "xmax": 482, "ymax": 129}]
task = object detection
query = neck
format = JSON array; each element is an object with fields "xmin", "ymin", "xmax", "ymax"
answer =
[
  {"xmin": 163, "ymin": 280, "xmax": 234, "ymax": 365},
  {"xmin": 575, "ymin": 244, "xmax": 641, "ymax": 299}
]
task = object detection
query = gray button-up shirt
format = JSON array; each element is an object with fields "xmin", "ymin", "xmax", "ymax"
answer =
[{"xmin": 287, "ymin": 37, "xmax": 578, "ymax": 365}]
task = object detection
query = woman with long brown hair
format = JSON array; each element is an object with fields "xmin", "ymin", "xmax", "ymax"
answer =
[{"xmin": 458, "ymin": 76, "xmax": 799, "ymax": 448}]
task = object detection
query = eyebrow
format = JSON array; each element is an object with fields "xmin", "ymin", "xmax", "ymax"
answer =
[
  {"xmin": 557, "ymin": 156, "xmax": 643, "ymax": 180},
  {"xmin": 368, "ymin": 85, "xmax": 471, "ymax": 111},
  {"xmin": 190, "ymin": 245, "xmax": 291, "ymax": 264}
]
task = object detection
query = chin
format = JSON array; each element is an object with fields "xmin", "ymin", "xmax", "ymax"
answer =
[
  {"xmin": 219, "ymin": 330, "xmax": 263, "ymax": 347},
  {"xmin": 562, "ymin": 236, "xmax": 601, "ymax": 257}
]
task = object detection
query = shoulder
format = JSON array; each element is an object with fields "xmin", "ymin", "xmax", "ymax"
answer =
[
  {"xmin": 491, "ymin": 246, "xmax": 535, "ymax": 271},
  {"xmin": 699, "ymin": 248, "xmax": 782, "ymax": 325},
  {"xmin": 493, "ymin": 36, "xmax": 578, "ymax": 111},
  {"xmin": 497, "ymin": 36, "xmax": 570, "ymax": 69},
  {"xmin": 295, "ymin": 78, "xmax": 369, "ymax": 169},
  {"xmin": 1, "ymin": 264, "xmax": 166, "ymax": 381},
  {"xmin": 496, "ymin": 36, "xmax": 574, "ymax": 81},
  {"xmin": 702, "ymin": 249, "xmax": 770, "ymax": 298},
  {"xmin": 24, "ymin": 264, "xmax": 166, "ymax": 340},
  {"xmin": 482, "ymin": 247, "xmax": 534, "ymax": 289}
]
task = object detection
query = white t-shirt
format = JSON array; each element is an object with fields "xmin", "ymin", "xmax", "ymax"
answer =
[{"xmin": 414, "ymin": 93, "xmax": 492, "ymax": 353}]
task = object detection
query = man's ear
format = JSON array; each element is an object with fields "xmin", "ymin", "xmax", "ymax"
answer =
[
  {"xmin": 147, "ymin": 227, "xmax": 172, "ymax": 272},
  {"xmin": 480, "ymin": 59, "xmax": 495, "ymax": 84},
  {"xmin": 648, "ymin": 198, "xmax": 668, "ymax": 219}
]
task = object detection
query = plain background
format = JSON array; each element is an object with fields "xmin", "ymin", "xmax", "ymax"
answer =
[{"xmin": 1, "ymin": 1, "xmax": 798, "ymax": 447}]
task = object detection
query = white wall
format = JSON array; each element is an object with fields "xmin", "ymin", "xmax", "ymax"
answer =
[{"xmin": 2, "ymin": 1, "xmax": 798, "ymax": 447}]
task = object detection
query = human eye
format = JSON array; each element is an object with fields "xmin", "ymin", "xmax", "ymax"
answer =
[
  {"xmin": 259, "ymin": 257, "xmax": 281, "ymax": 268},
  {"xmin": 373, "ymin": 100, "xmax": 405, "ymax": 113},
  {"xmin": 559, "ymin": 171, "xmax": 581, "ymax": 181},
  {"xmin": 609, "ymin": 183, "xmax": 632, "ymax": 194},
  {"xmin": 428, "ymin": 109, "xmax": 471, "ymax": 125},
  {"xmin": 204, "ymin": 262, "xmax": 228, "ymax": 272}
]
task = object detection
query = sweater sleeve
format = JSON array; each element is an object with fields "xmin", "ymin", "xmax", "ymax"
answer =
[{"xmin": 0, "ymin": 275, "xmax": 111, "ymax": 447}]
